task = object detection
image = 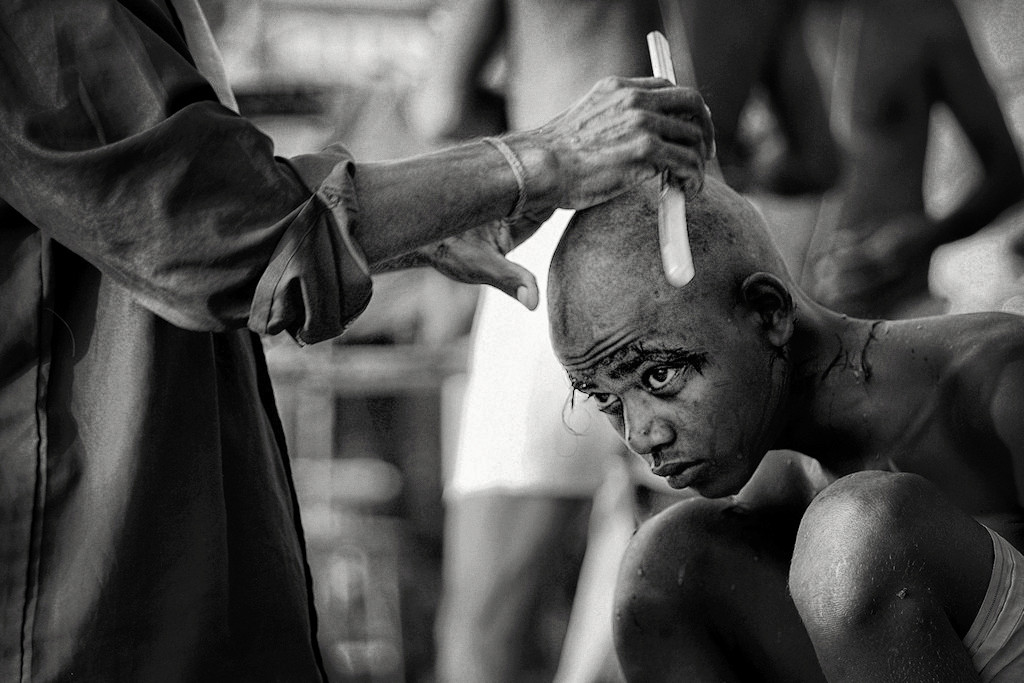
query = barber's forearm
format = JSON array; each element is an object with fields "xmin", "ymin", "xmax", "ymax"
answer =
[
  {"xmin": 352, "ymin": 136, "xmax": 560, "ymax": 265},
  {"xmin": 352, "ymin": 77, "xmax": 716, "ymax": 265}
]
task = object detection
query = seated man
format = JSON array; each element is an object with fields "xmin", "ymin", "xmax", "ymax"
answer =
[{"xmin": 546, "ymin": 176, "xmax": 1024, "ymax": 682}]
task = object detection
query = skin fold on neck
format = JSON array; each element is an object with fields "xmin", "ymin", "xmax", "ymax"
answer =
[{"xmin": 775, "ymin": 289, "xmax": 925, "ymax": 475}]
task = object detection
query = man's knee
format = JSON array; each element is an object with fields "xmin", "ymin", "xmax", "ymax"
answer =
[
  {"xmin": 618, "ymin": 499, "xmax": 720, "ymax": 600},
  {"xmin": 615, "ymin": 497, "xmax": 777, "ymax": 641},
  {"xmin": 612, "ymin": 499, "xmax": 728, "ymax": 666},
  {"xmin": 789, "ymin": 471, "xmax": 940, "ymax": 631}
]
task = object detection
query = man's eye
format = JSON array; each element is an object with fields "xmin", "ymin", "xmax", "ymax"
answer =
[
  {"xmin": 642, "ymin": 366, "xmax": 681, "ymax": 392},
  {"xmin": 589, "ymin": 393, "xmax": 622, "ymax": 414}
]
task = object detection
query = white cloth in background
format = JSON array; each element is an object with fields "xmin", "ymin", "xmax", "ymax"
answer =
[{"xmin": 447, "ymin": 210, "xmax": 626, "ymax": 499}]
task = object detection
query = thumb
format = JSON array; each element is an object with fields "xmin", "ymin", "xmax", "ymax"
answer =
[{"xmin": 484, "ymin": 257, "xmax": 540, "ymax": 310}]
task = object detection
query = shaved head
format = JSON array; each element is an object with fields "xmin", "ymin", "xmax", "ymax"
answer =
[{"xmin": 548, "ymin": 176, "xmax": 791, "ymax": 368}]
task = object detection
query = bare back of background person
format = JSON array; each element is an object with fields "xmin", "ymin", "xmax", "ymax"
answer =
[
  {"xmin": 802, "ymin": 0, "xmax": 1024, "ymax": 319},
  {"xmin": 660, "ymin": 0, "xmax": 840, "ymax": 286},
  {"xmin": 662, "ymin": 0, "xmax": 838, "ymax": 196}
]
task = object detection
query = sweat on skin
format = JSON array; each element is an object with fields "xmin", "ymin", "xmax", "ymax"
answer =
[
  {"xmin": 548, "ymin": 177, "xmax": 795, "ymax": 497},
  {"xmin": 545, "ymin": 176, "xmax": 1024, "ymax": 682}
]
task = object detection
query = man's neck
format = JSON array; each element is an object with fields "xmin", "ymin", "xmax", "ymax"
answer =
[{"xmin": 776, "ymin": 294, "xmax": 897, "ymax": 474}]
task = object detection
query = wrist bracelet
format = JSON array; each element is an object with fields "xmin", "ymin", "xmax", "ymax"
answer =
[{"xmin": 483, "ymin": 136, "xmax": 527, "ymax": 226}]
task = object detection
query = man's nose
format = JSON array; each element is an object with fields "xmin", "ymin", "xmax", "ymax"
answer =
[{"xmin": 623, "ymin": 397, "xmax": 674, "ymax": 456}]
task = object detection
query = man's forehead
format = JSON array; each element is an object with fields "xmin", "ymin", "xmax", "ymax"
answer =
[
  {"xmin": 556, "ymin": 283, "xmax": 685, "ymax": 362},
  {"xmin": 565, "ymin": 341, "xmax": 646, "ymax": 387}
]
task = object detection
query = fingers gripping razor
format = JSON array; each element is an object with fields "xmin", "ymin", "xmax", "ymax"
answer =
[{"xmin": 647, "ymin": 30, "xmax": 695, "ymax": 287}]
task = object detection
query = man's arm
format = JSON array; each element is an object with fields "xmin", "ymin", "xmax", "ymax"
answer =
[
  {"xmin": 758, "ymin": 5, "xmax": 841, "ymax": 196},
  {"xmin": 927, "ymin": 0, "xmax": 1024, "ymax": 248},
  {"xmin": 406, "ymin": 0, "xmax": 508, "ymax": 141},
  {"xmin": 353, "ymin": 76, "xmax": 714, "ymax": 264},
  {"xmin": 0, "ymin": 1, "xmax": 712, "ymax": 343}
]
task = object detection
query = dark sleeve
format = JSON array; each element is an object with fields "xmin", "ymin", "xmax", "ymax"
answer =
[{"xmin": 0, "ymin": 0, "xmax": 372, "ymax": 344}]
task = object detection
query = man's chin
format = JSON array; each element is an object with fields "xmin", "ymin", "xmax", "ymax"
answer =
[
  {"xmin": 687, "ymin": 475, "xmax": 746, "ymax": 499},
  {"xmin": 659, "ymin": 457, "xmax": 755, "ymax": 498}
]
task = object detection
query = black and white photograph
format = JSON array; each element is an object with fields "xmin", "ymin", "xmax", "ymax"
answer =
[{"xmin": 3, "ymin": 1, "xmax": 1024, "ymax": 681}]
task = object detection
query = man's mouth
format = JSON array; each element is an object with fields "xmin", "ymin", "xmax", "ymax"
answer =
[{"xmin": 652, "ymin": 459, "xmax": 703, "ymax": 488}]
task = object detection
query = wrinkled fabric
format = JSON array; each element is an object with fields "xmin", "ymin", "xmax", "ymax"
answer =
[
  {"xmin": 964, "ymin": 527, "xmax": 1024, "ymax": 683},
  {"xmin": 0, "ymin": 1, "xmax": 373, "ymax": 680}
]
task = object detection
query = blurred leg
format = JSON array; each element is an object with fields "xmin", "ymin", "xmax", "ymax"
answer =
[
  {"xmin": 554, "ymin": 463, "xmax": 634, "ymax": 683},
  {"xmin": 435, "ymin": 492, "xmax": 590, "ymax": 683}
]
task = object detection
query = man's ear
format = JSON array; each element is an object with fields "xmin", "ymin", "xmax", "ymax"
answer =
[{"xmin": 740, "ymin": 273, "xmax": 794, "ymax": 348}]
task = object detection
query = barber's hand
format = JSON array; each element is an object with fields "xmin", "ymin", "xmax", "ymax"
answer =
[
  {"xmin": 413, "ymin": 209, "xmax": 554, "ymax": 310},
  {"xmin": 510, "ymin": 76, "xmax": 715, "ymax": 210}
]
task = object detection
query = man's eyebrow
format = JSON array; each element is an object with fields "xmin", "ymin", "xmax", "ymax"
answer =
[
  {"xmin": 607, "ymin": 347, "xmax": 707, "ymax": 380},
  {"xmin": 565, "ymin": 345, "xmax": 708, "ymax": 391}
]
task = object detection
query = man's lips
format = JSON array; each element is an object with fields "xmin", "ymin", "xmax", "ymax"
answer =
[{"xmin": 652, "ymin": 459, "xmax": 703, "ymax": 486}]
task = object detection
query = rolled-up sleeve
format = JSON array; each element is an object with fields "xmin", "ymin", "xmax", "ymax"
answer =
[
  {"xmin": 252, "ymin": 150, "xmax": 373, "ymax": 345},
  {"xmin": 0, "ymin": 0, "xmax": 372, "ymax": 344}
]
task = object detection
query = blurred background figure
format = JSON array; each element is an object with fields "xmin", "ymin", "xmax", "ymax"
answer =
[
  {"xmin": 801, "ymin": 0, "xmax": 1024, "ymax": 319},
  {"xmin": 404, "ymin": 0, "xmax": 508, "ymax": 143},
  {"xmin": 662, "ymin": 0, "xmax": 839, "ymax": 197},
  {"xmin": 659, "ymin": 0, "xmax": 841, "ymax": 287}
]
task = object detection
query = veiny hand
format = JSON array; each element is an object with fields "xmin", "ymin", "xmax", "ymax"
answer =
[
  {"xmin": 412, "ymin": 208, "xmax": 554, "ymax": 310},
  {"xmin": 509, "ymin": 76, "xmax": 716, "ymax": 211}
]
